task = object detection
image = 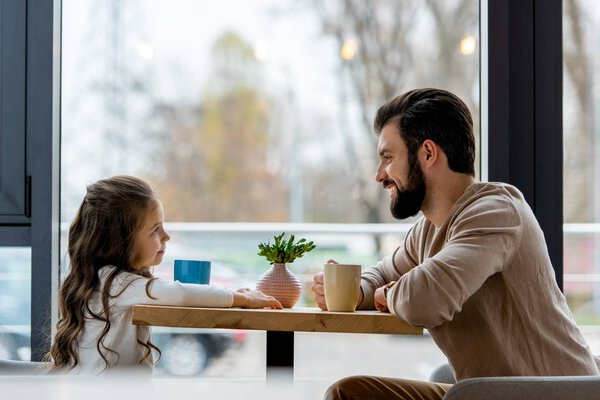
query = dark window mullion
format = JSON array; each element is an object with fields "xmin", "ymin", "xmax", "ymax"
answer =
[{"xmin": 487, "ymin": 0, "xmax": 563, "ymax": 288}]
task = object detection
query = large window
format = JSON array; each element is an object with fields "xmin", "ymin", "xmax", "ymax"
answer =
[
  {"xmin": 563, "ymin": 0, "xmax": 600, "ymax": 352},
  {"xmin": 62, "ymin": 0, "xmax": 478, "ymax": 378},
  {"xmin": 0, "ymin": 248, "xmax": 31, "ymax": 361}
]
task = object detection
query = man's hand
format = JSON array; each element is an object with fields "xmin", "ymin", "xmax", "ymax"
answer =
[
  {"xmin": 312, "ymin": 271, "xmax": 327, "ymax": 310},
  {"xmin": 312, "ymin": 259, "xmax": 339, "ymax": 310},
  {"xmin": 313, "ymin": 259, "xmax": 364, "ymax": 311},
  {"xmin": 374, "ymin": 285, "xmax": 389, "ymax": 313}
]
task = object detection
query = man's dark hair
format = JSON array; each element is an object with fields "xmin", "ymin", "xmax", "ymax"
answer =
[{"xmin": 374, "ymin": 88, "xmax": 475, "ymax": 176}]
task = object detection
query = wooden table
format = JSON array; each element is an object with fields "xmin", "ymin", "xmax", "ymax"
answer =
[{"xmin": 132, "ymin": 305, "xmax": 422, "ymax": 378}]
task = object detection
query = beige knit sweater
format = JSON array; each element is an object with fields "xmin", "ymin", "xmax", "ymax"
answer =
[{"xmin": 360, "ymin": 182, "xmax": 599, "ymax": 381}]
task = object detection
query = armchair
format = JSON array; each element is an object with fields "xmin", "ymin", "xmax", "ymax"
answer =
[{"xmin": 429, "ymin": 363, "xmax": 600, "ymax": 400}]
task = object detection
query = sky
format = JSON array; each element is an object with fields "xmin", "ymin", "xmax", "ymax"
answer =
[{"xmin": 62, "ymin": 0, "xmax": 340, "ymax": 109}]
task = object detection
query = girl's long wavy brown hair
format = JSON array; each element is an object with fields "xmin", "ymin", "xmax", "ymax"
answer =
[{"xmin": 49, "ymin": 175, "xmax": 161, "ymax": 371}]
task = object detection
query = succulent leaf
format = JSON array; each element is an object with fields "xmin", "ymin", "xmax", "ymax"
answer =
[{"xmin": 257, "ymin": 232, "xmax": 316, "ymax": 265}]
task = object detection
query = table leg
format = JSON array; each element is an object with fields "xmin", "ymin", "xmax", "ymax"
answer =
[{"xmin": 266, "ymin": 331, "xmax": 293, "ymax": 381}]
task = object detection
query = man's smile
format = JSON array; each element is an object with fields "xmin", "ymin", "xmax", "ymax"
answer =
[{"xmin": 383, "ymin": 180, "xmax": 398, "ymax": 195}]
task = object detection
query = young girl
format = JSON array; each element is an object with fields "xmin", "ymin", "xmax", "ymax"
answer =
[{"xmin": 49, "ymin": 175, "xmax": 282, "ymax": 375}]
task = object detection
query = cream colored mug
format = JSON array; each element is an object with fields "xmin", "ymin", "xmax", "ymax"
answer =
[{"xmin": 323, "ymin": 263, "xmax": 362, "ymax": 312}]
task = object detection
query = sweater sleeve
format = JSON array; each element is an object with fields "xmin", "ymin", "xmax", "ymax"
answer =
[
  {"xmin": 358, "ymin": 256, "xmax": 395, "ymax": 310},
  {"xmin": 112, "ymin": 277, "xmax": 234, "ymax": 309},
  {"xmin": 387, "ymin": 195, "xmax": 523, "ymax": 328},
  {"xmin": 358, "ymin": 224, "xmax": 422, "ymax": 309}
]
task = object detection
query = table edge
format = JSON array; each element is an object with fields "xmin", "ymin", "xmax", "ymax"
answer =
[{"xmin": 131, "ymin": 304, "xmax": 423, "ymax": 335}]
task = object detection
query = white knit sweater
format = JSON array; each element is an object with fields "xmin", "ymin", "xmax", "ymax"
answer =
[{"xmin": 72, "ymin": 265, "xmax": 234, "ymax": 375}]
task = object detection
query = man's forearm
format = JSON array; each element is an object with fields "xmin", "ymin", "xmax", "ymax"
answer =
[
  {"xmin": 357, "ymin": 281, "xmax": 377, "ymax": 309},
  {"xmin": 358, "ymin": 253, "xmax": 407, "ymax": 309}
]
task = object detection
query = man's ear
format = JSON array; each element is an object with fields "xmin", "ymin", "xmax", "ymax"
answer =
[{"xmin": 421, "ymin": 139, "xmax": 438, "ymax": 165}]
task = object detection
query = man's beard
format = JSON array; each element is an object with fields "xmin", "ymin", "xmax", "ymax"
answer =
[{"xmin": 386, "ymin": 156, "xmax": 426, "ymax": 220}]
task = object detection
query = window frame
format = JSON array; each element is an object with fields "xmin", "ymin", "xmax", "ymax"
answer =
[
  {"xmin": 0, "ymin": 0, "xmax": 61, "ymax": 361},
  {"xmin": 485, "ymin": 0, "xmax": 563, "ymax": 289},
  {"xmin": 0, "ymin": 0, "xmax": 27, "ymax": 219}
]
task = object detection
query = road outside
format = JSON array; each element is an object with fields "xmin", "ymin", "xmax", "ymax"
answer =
[{"xmin": 202, "ymin": 330, "xmax": 447, "ymax": 381}]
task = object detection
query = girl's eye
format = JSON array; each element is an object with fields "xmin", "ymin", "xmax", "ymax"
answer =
[{"xmin": 153, "ymin": 226, "xmax": 160, "ymax": 233}]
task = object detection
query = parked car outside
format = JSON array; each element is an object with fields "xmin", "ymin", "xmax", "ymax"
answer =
[{"xmin": 152, "ymin": 327, "xmax": 246, "ymax": 376}]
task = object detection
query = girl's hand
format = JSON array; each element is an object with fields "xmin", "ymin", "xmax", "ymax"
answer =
[{"xmin": 233, "ymin": 289, "xmax": 283, "ymax": 309}]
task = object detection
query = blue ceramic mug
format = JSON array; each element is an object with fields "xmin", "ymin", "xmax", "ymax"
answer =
[{"xmin": 174, "ymin": 260, "xmax": 211, "ymax": 284}]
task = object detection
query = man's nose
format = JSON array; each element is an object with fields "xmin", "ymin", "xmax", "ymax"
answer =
[{"xmin": 375, "ymin": 163, "xmax": 386, "ymax": 183}]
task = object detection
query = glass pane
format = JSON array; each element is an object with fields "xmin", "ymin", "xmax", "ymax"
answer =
[
  {"xmin": 62, "ymin": 0, "xmax": 479, "ymax": 377},
  {"xmin": 295, "ymin": 333, "xmax": 447, "ymax": 382},
  {"xmin": 563, "ymin": 0, "xmax": 600, "ymax": 354},
  {"xmin": 0, "ymin": 247, "xmax": 31, "ymax": 361}
]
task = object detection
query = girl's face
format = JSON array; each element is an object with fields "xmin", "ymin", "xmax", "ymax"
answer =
[{"xmin": 131, "ymin": 200, "xmax": 170, "ymax": 270}]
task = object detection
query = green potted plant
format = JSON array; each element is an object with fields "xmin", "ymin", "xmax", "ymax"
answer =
[{"xmin": 256, "ymin": 232, "xmax": 316, "ymax": 308}]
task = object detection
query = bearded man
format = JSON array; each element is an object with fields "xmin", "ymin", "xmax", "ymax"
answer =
[{"xmin": 312, "ymin": 88, "xmax": 599, "ymax": 400}]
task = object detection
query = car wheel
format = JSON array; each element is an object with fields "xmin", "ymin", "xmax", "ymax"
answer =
[{"xmin": 161, "ymin": 335, "xmax": 208, "ymax": 376}]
